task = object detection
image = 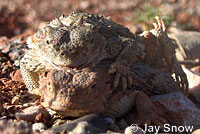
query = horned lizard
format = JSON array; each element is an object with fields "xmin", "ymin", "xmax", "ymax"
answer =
[{"xmin": 20, "ymin": 12, "xmax": 188, "ymax": 95}]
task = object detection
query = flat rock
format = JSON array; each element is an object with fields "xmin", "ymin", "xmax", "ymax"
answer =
[
  {"xmin": 151, "ymin": 91, "xmax": 200, "ymax": 131},
  {"xmin": 47, "ymin": 114, "xmax": 108, "ymax": 133},
  {"xmin": 182, "ymin": 66, "xmax": 200, "ymax": 107},
  {"xmin": 192, "ymin": 129, "xmax": 200, "ymax": 134},
  {"xmin": 10, "ymin": 69, "xmax": 24, "ymax": 83},
  {"xmin": 32, "ymin": 122, "xmax": 47, "ymax": 133},
  {"xmin": 170, "ymin": 31, "xmax": 200, "ymax": 61},
  {"xmin": 124, "ymin": 126, "xmax": 145, "ymax": 134},
  {"xmin": 0, "ymin": 120, "xmax": 32, "ymax": 134},
  {"xmin": 191, "ymin": 66, "xmax": 200, "ymax": 73},
  {"xmin": 15, "ymin": 106, "xmax": 51, "ymax": 126}
]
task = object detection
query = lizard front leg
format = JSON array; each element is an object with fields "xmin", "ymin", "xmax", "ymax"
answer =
[
  {"xmin": 109, "ymin": 39, "xmax": 145, "ymax": 90},
  {"xmin": 20, "ymin": 52, "xmax": 39, "ymax": 91},
  {"xmin": 150, "ymin": 16, "xmax": 188, "ymax": 95},
  {"xmin": 20, "ymin": 50, "xmax": 47, "ymax": 95}
]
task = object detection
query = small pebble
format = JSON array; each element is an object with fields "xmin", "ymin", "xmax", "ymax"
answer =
[
  {"xmin": 52, "ymin": 119, "xmax": 68, "ymax": 127},
  {"xmin": 69, "ymin": 121, "xmax": 88, "ymax": 134},
  {"xmin": 124, "ymin": 126, "xmax": 145, "ymax": 134},
  {"xmin": 32, "ymin": 122, "xmax": 47, "ymax": 132},
  {"xmin": 15, "ymin": 106, "xmax": 51, "ymax": 126},
  {"xmin": 192, "ymin": 129, "xmax": 200, "ymax": 134},
  {"xmin": 11, "ymin": 96, "xmax": 20, "ymax": 105}
]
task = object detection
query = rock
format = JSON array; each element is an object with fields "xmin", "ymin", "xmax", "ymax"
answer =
[
  {"xmin": 48, "ymin": 114, "xmax": 108, "ymax": 133},
  {"xmin": 0, "ymin": 31, "xmax": 31, "ymax": 67},
  {"xmin": 152, "ymin": 91, "xmax": 200, "ymax": 131},
  {"xmin": 182, "ymin": 66, "xmax": 200, "ymax": 107},
  {"xmin": 169, "ymin": 30, "xmax": 200, "ymax": 68},
  {"xmin": 22, "ymin": 102, "xmax": 37, "ymax": 107},
  {"xmin": 191, "ymin": 66, "xmax": 200, "ymax": 73},
  {"xmin": 68, "ymin": 121, "xmax": 101, "ymax": 134},
  {"xmin": 10, "ymin": 69, "xmax": 24, "ymax": 82},
  {"xmin": 192, "ymin": 129, "xmax": 200, "ymax": 134},
  {"xmin": 15, "ymin": 106, "xmax": 51, "ymax": 126},
  {"xmin": 11, "ymin": 95, "xmax": 20, "ymax": 105},
  {"xmin": 39, "ymin": 130, "xmax": 55, "ymax": 134},
  {"xmin": 183, "ymin": 66, "xmax": 200, "ymax": 89},
  {"xmin": 52, "ymin": 119, "xmax": 69, "ymax": 128},
  {"xmin": 32, "ymin": 122, "xmax": 47, "ymax": 132},
  {"xmin": 0, "ymin": 120, "xmax": 32, "ymax": 134},
  {"xmin": 0, "ymin": 55, "xmax": 16, "ymax": 79},
  {"xmin": 0, "ymin": 78, "xmax": 26, "ymax": 92},
  {"xmin": 124, "ymin": 125, "xmax": 145, "ymax": 134}
]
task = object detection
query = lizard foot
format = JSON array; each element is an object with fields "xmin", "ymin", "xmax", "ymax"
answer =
[
  {"xmin": 110, "ymin": 62, "xmax": 132, "ymax": 91},
  {"xmin": 135, "ymin": 91, "xmax": 168, "ymax": 129},
  {"xmin": 150, "ymin": 16, "xmax": 189, "ymax": 95}
]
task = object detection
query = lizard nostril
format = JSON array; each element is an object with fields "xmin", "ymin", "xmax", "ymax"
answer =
[
  {"xmin": 46, "ymin": 40, "xmax": 50, "ymax": 44},
  {"xmin": 45, "ymin": 72, "xmax": 48, "ymax": 77}
]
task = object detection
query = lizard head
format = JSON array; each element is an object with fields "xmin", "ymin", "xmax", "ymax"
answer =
[{"xmin": 40, "ymin": 68, "xmax": 111, "ymax": 117}]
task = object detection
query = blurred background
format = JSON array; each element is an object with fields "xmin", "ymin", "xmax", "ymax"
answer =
[{"xmin": 0, "ymin": 0, "xmax": 199, "ymax": 38}]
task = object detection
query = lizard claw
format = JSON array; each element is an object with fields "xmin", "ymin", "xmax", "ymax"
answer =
[
  {"xmin": 111, "ymin": 62, "xmax": 132, "ymax": 91},
  {"xmin": 151, "ymin": 16, "xmax": 166, "ymax": 37},
  {"xmin": 173, "ymin": 64, "xmax": 189, "ymax": 95}
]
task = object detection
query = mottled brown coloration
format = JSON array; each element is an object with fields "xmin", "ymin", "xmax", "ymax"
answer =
[
  {"xmin": 135, "ymin": 91, "xmax": 167, "ymax": 127},
  {"xmin": 20, "ymin": 13, "xmax": 188, "ymax": 94},
  {"xmin": 39, "ymin": 60, "xmax": 171, "ymax": 129},
  {"xmin": 20, "ymin": 13, "xmax": 188, "ymax": 121},
  {"xmin": 137, "ymin": 17, "xmax": 188, "ymax": 94},
  {"xmin": 20, "ymin": 12, "xmax": 138, "ymax": 92},
  {"xmin": 40, "ymin": 66, "xmax": 111, "ymax": 117}
]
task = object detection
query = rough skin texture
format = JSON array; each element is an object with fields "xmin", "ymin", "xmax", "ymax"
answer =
[
  {"xmin": 40, "ymin": 66, "xmax": 111, "ymax": 117},
  {"xmin": 20, "ymin": 13, "xmax": 188, "ymax": 94},
  {"xmin": 40, "ymin": 60, "xmax": 173, "ymax": 126},
  {"xmin": 19, "ymin": 13, "xmax": 186, "ymax": 126},
  {"xmin": 137, "ymin": 17, "xmax": 188, "ymax": 94}
]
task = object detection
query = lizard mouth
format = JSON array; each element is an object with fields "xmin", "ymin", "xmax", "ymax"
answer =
[{"xmin": 77, "ymin": 52, "xmax": 101, "ymax": 69}]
